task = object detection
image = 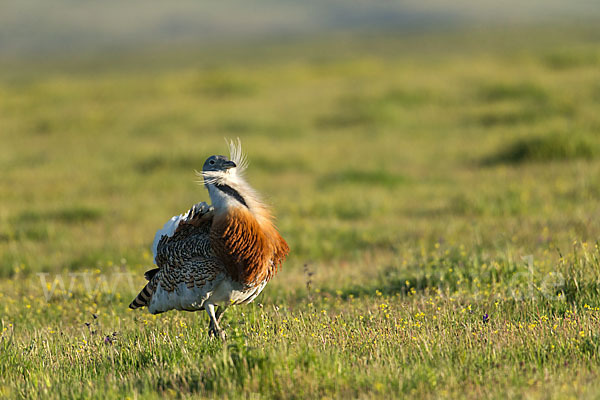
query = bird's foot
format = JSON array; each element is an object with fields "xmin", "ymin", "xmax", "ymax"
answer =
[{"xmin": 208, "ymin": 326, "xmax": 227, "ymax": 341}]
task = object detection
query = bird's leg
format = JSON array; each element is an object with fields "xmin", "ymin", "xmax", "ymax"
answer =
[
  {"xmin": 205, "ymin": 303, "xmax": 226, "ymax": 340},
  {"xmin": 208, "ymin": 315, "xmax": 215, "ymax": 334},
  {"xmin": 215, "ymin": 305, "xmax": 228, "ymax": 324},
  {"xmin": 205, "ymin": 303, "xmax": 219, "ymax": 336}
]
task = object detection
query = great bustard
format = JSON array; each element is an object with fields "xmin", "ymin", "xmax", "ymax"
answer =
[{"xmin": 129, "ymin": 140, "xmax": 289, "ymax": 339}]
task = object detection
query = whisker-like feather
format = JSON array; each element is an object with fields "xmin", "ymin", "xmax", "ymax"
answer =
[
  {"xmin": 227, "ymin": 138, "xmax": 249, "ymax": 174},
  {"xmin": 196, "ymin": 170, "xmax": 221, "ymax": 186}
]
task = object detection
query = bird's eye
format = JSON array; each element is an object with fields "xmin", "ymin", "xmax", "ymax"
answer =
[{"xmin": 209, "ymin": 160, "xmax": 215, "ymax": 165}]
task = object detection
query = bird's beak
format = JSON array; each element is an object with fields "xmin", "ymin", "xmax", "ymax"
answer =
[{"xmin": 223, "ymin": 160, "xmax": 237, "ymax": 169}]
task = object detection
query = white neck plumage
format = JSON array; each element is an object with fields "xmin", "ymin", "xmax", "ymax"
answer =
[
  {"xmin": 206, "ymin": 179, "xmax": 249, "ymax": 212},
  {"xmin": 203, "ymin": 167, "xmax": 265, "ymax": 219},
  {"xmin": 199, "ymin": 139, "xmax": 271, "ymax": 226}
]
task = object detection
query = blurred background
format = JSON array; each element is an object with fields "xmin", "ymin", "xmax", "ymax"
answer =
[
  {"xmin": 2, "ymin": 0, "xmax": 600, "ymax": 58},
  {"xmin": 1, "ymin": 0, "xmax": 600, "ymax": 277}
]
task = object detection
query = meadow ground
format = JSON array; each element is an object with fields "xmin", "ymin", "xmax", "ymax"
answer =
[{"xmin": 1, "ymin": 24, "xmax": 600, "ymax": 399}]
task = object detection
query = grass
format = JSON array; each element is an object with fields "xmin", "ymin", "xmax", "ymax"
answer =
[
  {"xmin": 483, "ymin": 133, "xmax": 600, "ymax": 165},
  {"xmin": 2, "ymin": 24, "xmax": 600, "ymax": 398}
]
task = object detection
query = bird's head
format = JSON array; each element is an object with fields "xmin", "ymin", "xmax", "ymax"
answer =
[
  {"xmin": 202, "ymin": 155, "xmax": 237, "ymax": 174},
  {"xmin": 199, "ymin": 139, "xmax": 254, "ymax": 212}
]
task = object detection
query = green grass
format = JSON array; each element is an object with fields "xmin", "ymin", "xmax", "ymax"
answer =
[
  {"xmin": 2, "ymin": 24, "xmax": 600, "ymax": 399},
  {"xmin": 483, "ymin": 133, "xmax": 600, "ymax": 165}
]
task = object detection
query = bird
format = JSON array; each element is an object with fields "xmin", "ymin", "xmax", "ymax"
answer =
[{"xmin": 129, "ymin": 139, "xmax": 289, "ymax": 339}]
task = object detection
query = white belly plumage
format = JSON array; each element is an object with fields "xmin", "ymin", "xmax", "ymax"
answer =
[{"xmin": 148, "ymin": 274, "xmax": 268, "ymax": 314}]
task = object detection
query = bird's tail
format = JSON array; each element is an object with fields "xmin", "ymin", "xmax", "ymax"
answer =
[
  {"xmin": 129, "ymin": 283, "xmax": 154, "ymax": 309},
  {"xmin": 129, "ymin": 268, "xmax": 159, "ymax": 309}
]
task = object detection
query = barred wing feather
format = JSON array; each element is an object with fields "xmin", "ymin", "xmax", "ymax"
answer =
[
  {"xmin": 129, "ymin": 202, "xmax": 219, "ymax": 311},
  {"xmin": 151, "ymin": 202, "xmax": 213, "ymax": 263}
]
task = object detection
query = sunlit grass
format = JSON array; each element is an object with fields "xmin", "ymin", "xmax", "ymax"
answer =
[{"xmin": 1, "ymin": 242, "xmax": 600, "ymax": 398}]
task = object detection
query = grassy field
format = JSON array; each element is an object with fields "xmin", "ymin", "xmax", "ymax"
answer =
[{"xmin": 2, "ymin": 24, "xmax": 600, "ymax": 398}]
